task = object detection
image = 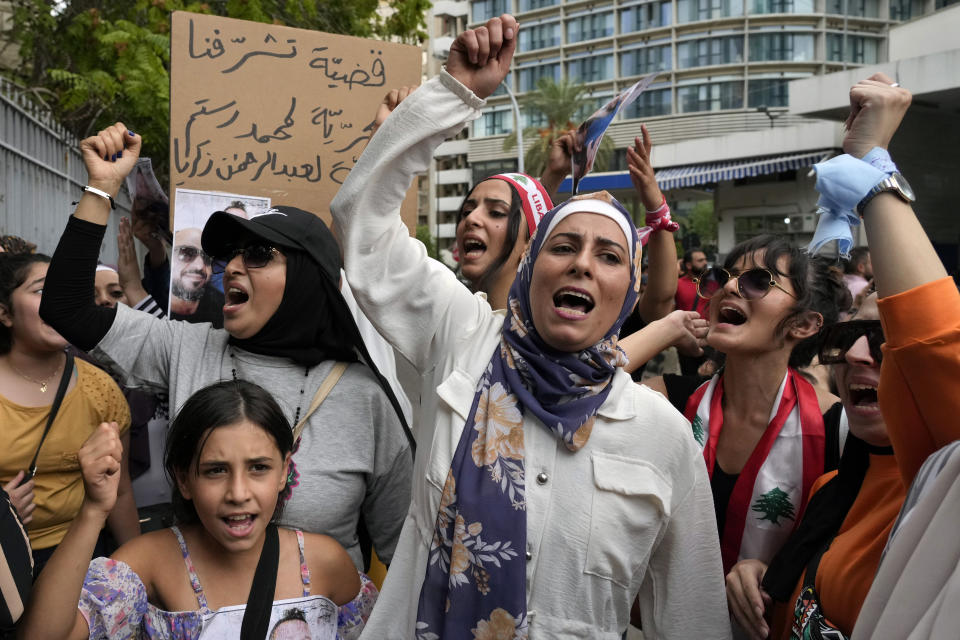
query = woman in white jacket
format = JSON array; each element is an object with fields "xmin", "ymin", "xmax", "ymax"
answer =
[{"xmin": 331, "ymin": 14, "xmax": 730, "ymax": 639}]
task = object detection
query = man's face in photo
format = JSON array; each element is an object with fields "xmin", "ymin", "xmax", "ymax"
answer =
[{"xmin": 172, "ymin": 227, "xmax": 212, "ymax": 302}]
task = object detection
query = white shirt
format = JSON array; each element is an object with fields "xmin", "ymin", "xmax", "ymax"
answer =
[{"xmin": 331, "ymin": 70, "xmax": 731, "ymax": 639}]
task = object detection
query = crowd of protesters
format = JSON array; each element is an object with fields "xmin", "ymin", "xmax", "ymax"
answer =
[{"xmin": 1, "ymin": 12, "xmax": 958, "ymax": 640}]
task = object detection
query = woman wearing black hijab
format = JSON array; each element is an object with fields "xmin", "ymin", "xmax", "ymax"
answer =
[{"xmin": 39, "ymin": 125, "xmax": 412, "ymax": 632}]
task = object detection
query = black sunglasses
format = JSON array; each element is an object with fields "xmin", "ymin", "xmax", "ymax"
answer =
[
  {"xmin": 213, "ymin": 244, "xmax": 280, "ymax": 273},
  {"xmin": 694, "ymin": 266, "xmax": 797, "ymax": 301},
  {"xmin": 818, "ymin": 320, "xmax": 885, "ymax": 365},
  {"xmin": 175, "ymin": 244, "xmax": 213, "ymax": 266}
]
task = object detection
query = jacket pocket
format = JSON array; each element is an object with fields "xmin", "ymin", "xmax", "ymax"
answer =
[{"xmin": 584, "ymin": 452, "xmax": 672, "ymax": 588}]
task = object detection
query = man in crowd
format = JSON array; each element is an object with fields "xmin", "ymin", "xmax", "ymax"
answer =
[
  {"xmin": 843, "ymin": 246, "xmax": 872, "ymax": 300},
  {"xmin": 170, "ymin": 227, "xmax": 223, "ymax": 327}
]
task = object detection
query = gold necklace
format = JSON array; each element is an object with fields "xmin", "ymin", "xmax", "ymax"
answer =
[{"xmin": 9, "ymin": 356, "xmax": 63, "ymax": 393}]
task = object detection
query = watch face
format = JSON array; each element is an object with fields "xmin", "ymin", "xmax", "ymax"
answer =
[{"xmin": 892, "ymin": 173, "xmax": 916, "ymax": 202}]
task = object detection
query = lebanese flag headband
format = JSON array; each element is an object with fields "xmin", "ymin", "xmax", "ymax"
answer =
[{"xmin": 489, "ymin": 173, "xmax": 554, "ymax": 236}]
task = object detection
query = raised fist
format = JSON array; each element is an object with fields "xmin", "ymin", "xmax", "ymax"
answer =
[
  {"xmin": 843, "ymin": 73, "xmax": 911, "ymax": 159},
  {"xmin": 79, "ymin": 122, "xmax": 142, "ymax": 196},
  {"xmin": 78, "ymin": 422, "xmax": 124, "ymax": 517},
  {"xmin": 446, "ymin": 14, "xmax": 518, "ymax": 100}
]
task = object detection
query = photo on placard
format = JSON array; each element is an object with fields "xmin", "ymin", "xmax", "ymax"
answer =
[
  {"xmin": 571, "ymin": 73, "xmax": 659, "ymax": 193},
  {"xmin": 170, "ymin": 188, "xmax": 271, "ymax": 328}
]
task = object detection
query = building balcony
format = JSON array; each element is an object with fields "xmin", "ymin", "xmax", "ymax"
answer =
[
  {"xmin": 438, "ymin": 196, "xmax": 464, "ymax": 212},
  {"xmin": 437, "ymin": 222, "xmax": 458, "ymax": 239},
  {"xmin": 437, "ymin": 168, "xmax": 472, "ymax": 184},
  {"xmin": 433, "ymin": 0, "xmax": 468, "ymax": 19},
  {"xmin": 433, "ymin": 36, "xmax": 455, "ymax": 59},
  {"xmin": 436, "ymin": 138, "xmax": 470, "ymax": 156}
]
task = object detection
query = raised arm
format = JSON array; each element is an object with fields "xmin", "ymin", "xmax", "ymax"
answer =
[
  {"xmin": 330, "ymin": 15, "xmax": 518, "ymax": 371},
  {"xmin": 39, "ymin": 124, "xmax": 142, "ymax": 350},
  {"xmin": 539, "ymin": 129, "xmax": 577, "ymax": 204},
  {"xmin": 630, "ymin": 125, "xmax": 678, "ymax": 322},
  {"xmin": 620, "ymin": 310, "xmax": 707, "ymax": 374},
  {"xmin": 19, "ymin": 424, "xmax": 125, "ymax": 640}
]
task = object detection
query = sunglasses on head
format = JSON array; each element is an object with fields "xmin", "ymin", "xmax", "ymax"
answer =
[
  {"xmin": 175, "ymin": 245, "xmax": 212, "ymax": 266},
  {"xmin": 694, "ymin": 266, "xmax": 797, "ymax": 301},
  {"xmin": 818, "ymin": 319, "xmax": 885, "ymax": 365},
  {"xmin": 213, "ymin": 244, "xmax": 280, "ymax": 273}
]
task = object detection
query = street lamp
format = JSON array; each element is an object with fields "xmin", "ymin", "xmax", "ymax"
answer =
[{"xmin": 501, "ymin": 78, "xmax": 524, "ymax": 174}]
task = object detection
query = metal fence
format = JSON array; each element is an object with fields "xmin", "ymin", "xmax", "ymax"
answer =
[{"xmin": 0, "ymin": 77, "xmax": 130, "ymax": 261}]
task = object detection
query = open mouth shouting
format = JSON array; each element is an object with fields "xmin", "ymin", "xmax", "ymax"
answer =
[
  {"xmin": 223, "ymin": 283, "xmax": 250, "ymax": 315},
  {"xmin": 553, "ymin": 287, "xmax": 595, "ymax": 320},
  {"xmin": 461, "ymin": 236, "xmax": 487, "ymax": 261},
  {"xmin": 221, "ymin": 512, "xmax": 257, "ymax": 538},
  {"xmin": 717, "ymin": 303, "xmax": 748, "ymax": 327},
  {"xmin": 847, "ymin": 382, "xmax": 879, "ymax": 412}
]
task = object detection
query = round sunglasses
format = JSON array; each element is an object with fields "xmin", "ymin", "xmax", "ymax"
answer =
[
  {"xmin": 818, "ymin": 319, "xmax": 885, "ymax": 365},
  {"xmin": 694, "ymin": 266, "xmax": 797, "ymax": 301},
  {"xmin": 175, "ymin": 244, "xmax": 213, "ymax": 266},
  {"xmin": 213, "ymin": 244, "xmax": 280, "ymax": 273}
]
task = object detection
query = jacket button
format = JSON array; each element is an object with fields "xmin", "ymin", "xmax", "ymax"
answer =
[
  {"xmin": 536, "ymin": 472, "xmax": 548, "ymax": 485},
  {"xmin": 525, "ymin": 550, "xmax": 532, "ymax": 561}
]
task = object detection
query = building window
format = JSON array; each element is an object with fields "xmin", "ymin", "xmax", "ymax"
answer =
[
  {"xmin": 677, "ymin": 0, "xmax": 743, "ymax": 23},
  {"xmin": 473, "ymin": 109, "xmax": 514, "ymax": 137},
  {"xmin": 827, "ymin": 34, "xmax": 880, "ymax": 64},
  {"xmin": 522, "ymin": 109, "xmax": 549, "ymax": 128},
  {"xmin": 749, "ymin": 33, "xmax": 814, "ymax": 61},
  {"xmin": 517, "ymin": 62, "xmax": 561, "ymax": 92},
  {"xmin": 747, "ymin": 78, "xmax": 789, "ymax": 107},
  {"xmin": 678, "ymin": 81, "xmax": 744, "ymax": 112},
  {"xmin": 519, "ymin": 0, "xmax": 559, "ymax": 11},
  {"xmin": 566, "ymin": 12, "xmax": 615, "ymax": 42},
  {"xmin": 935, "ymin": 0, "xmax": 960, "ymax": 8},
  {"xmin": 624, "ymin": 88, "xmax": 673, "ymax": 117},
  {"xmin": 889, "ymin": 0, "xmax": 923, "ymax": 19},
  {"xmin": 566, "ymin": 54, "xmax": 615, "ymax": 83},
  {"xmin": 749, "ymin": 0, "xmax": 814, "ymax": 12},
  {"xmin": 471, "ymin": 0, "xmax": 511, "ymax": 23},
  {"xmin": 825, "ymin": 0, "xmax": 880, "ymax": 17},
  {"xmin": 519, "ymin": 22, "xmax": 561, "ymax": 51},
  {"xmin": 471, "ymin": 159, "xmax": 518, "ymax": 185},
  {"xmin": 620, "ymin": 44, "xmax": 672, "ymax": 76},
  {"xmin": 620, "ymin": 1, "xmax": 673, "ymax": 33},
  {"xmin": 677, "ymin": 36, "xmax": 744, "ymax": 68}
]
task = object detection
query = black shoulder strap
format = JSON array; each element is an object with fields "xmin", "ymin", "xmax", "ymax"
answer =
[
  {"xmin": 240, "ymin": 523, "xmax": 279, "ymax": 640},
  {"xmin": 27, "ymin": 352, "xmax": 75, "ymax": 479},
  {"xmin": 824, "ymin": 403, "xmax": 843, "ymax": 473}
]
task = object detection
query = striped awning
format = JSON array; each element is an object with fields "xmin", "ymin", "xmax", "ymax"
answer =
[{"xmin": 654, "ymin": 149, "xmax": 836, "ymax": 191}]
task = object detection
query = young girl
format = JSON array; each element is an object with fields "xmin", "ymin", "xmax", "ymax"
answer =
[{"xmin": 20, "ymin": 380, "xmax": 361, "ymax": 639}]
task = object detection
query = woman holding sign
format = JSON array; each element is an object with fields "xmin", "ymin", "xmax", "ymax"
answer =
[
  {"xmin": 331, "ymin": 14, "xmax": 729, "ymax": 639},
  {"xmin": 38, "ymin": 125, "xmax": 412, "ymax": 634}
]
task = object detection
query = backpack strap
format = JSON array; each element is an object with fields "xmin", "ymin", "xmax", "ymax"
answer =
[{"xmin": 292, "ymin": 362, "xmax": 348, "ymax": 442}]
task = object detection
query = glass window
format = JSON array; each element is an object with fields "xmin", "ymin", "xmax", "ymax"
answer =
[
  {"xmin": 471, "ymin": 159, "xmax": 518, "ymax": 185},
  {"xmin": 522, "ymin": 109, "xmax": 549, "ymax": 128},
  {"xmin": 677, "ymin": 0, "xmax": 743, "ymax": 23},
  {"xmin": 749, "ymin": 0, "xmax": 814, "ymax": 12},
  {"xmin": 824, "ymin": 0, "xmax": 879, "ymax": 17},
  {"xmin": 677, "ymin": 36, "xmax": 744, "ymax": 68},
  {"xmin": 935, "ymin": 0, "xmax": 960, "ymax": 8},
  {"xmin": 620, "ymin": 44, "xmax": 672, "ymax": 75},
  {"xmin": 519, "ymin": 22, "xmax": 561, "ymax": 51},
  {"xmin": 517, "ymin": 62, "xmax": 561, "ymax": 92},
  {"xmin": 826, "ymin": 34, "xmax": 879, "ymax": 64},
  {"xmin": 566, "ymin": 12, "xmax": 615, "ymax": 42},
  {"xmin": 624, "ymin": 88, "xmax": 673, "ymax": 117},
  {"xmin": 749, "ymin": 33, "xmax": 814, "ymax": 61},
  {"xmin": 747, "ymin": 78, "xmax": 789, "ymax": 107},
  {"xmin": 472, "ymin": 0, "xmax": 511, "ymax": 23},
  {"xmin": 678, "ymin": 81, "xmax": 743, "ymax": 112},
  {"xmin": 473, "ymin": 109, "xmax": 514, "ymax": 137},
  {"xmin": 519, "ymin": 0, "xmax": 559, "ymax": 11},
  {"xmin": 620, "ymin": 1, "xmax": 673, "ymax": 33},
  {"xmin": 889, "ymin": 0, "xmax": 923, "ymax": 20},
  {"xmin": 566, "ymin": 54, "xmax": 615, "ymax": 83}
]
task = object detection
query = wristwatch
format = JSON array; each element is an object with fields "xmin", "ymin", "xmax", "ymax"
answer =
[{"xmin": 856, "ymin": 172, "xmax": 916, "ymax": 216}]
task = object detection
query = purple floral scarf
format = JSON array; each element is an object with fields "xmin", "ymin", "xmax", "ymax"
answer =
[{"xmin": 415, "ymin": 193, "xmax": 642, "ymax": 639}]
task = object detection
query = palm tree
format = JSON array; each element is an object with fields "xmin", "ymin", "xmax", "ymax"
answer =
[{"xmin": 502, "ymin": 77, "xmax": 615, "ymax": 177}]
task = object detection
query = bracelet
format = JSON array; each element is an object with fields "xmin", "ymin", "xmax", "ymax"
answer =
[
  {"xmin": 80, "ymin": 185, "xmax": 117, "ymax": 210},
  {"xmin": 645, "ymin": 197, "xmax": 679, "ymax": 233}
]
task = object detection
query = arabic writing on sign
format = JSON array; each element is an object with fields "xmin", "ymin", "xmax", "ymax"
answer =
[
  {"xmin": 172, "ymin": 96, "xmax": 373, "ymax": 187},
  {"xmin": 187, "ymin": 18, "xmax": 386, "ymax": 88}
]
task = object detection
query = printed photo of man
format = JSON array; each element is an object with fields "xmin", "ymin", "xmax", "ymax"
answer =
[{"xmin": 170, "ymin": 227, "xmax": 224, "ymax": 328}]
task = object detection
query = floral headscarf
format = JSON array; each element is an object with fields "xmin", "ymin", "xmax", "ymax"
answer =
[{"xmin": 415, "ymin": 191, "xmax": 642, "ymax": 639}]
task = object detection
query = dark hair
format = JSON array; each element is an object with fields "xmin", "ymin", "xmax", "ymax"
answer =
[
  {"xmin": 0, "ymin": 253, "xmax": 51, "ymax": 355},
  {"xmin": 456, "ymin": 178, "xmax": 525, "ymax": 294},
  {"xmin": 227, "ymin": 200, "xmax": 247, "ymax": 212},
  {"xmin": 844, "ymin": 246, "xmax": 870, "ymax": 274},
  {"xmin": 164, "ymin": 380, "xmax": 294, "ymax": 525},
  {"xmin": 683, "ymin": 248, "xmax": 705, "ymax": 265},
  {"xmin": 723, "ymin": 234, "xmax": 848, "ymax": 368}
]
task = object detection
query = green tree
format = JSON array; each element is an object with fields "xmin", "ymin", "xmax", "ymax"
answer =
[
  {"xmin": 5, "ymin": 0, "xmax": 429, "ymax": 187},
  {"xmin": 751, "ymin": 487, "xmax": 796, "ymax": 525},
  {"xmin": 416, "ymin": 224, "xmax": 438, "ymax": 260},
  {"xmin": 502, "ymin": 77, "xmax": 614, "ymax": 178},
  {"xmin": 677, "ymin": 199, "xmax": 718, "ymax": 255}
]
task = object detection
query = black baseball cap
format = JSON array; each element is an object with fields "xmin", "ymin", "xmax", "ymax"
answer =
[{"xmin": 201, "ymin": 205, "xmax": 341, "ymax": 281}]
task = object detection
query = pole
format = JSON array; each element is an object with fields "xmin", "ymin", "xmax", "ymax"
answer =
[{"xmin": 501, "ymin": 79, "xmax": 524, "ymax": 174}]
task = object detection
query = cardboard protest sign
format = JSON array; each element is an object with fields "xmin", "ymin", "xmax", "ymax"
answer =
[
  {"xmin": 169, "ymin": 11, "xmax": 421, "ymax": 231},
  {"xmin": 571, "ymin": 73, "xmax": 658, "ymax": 194}
]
